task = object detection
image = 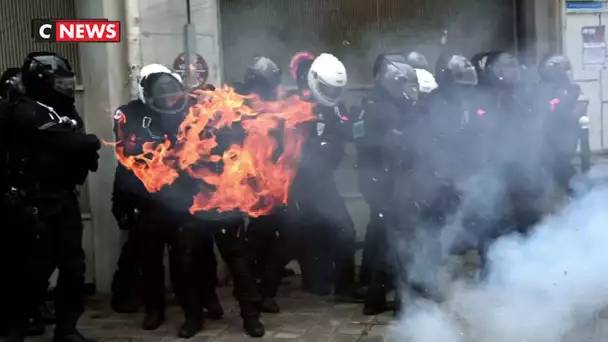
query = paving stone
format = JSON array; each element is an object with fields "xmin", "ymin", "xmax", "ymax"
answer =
[
  {"xmin": 328, "ymin": 335, "xmax": 360, "ymax": 342},
  {"xmin": 273, "ymin": 332, "xmax": 302, "ymax": 338},
  {"xmin": 365, "ymin": 325, "xmax": 390, "ymax": 337},
  {"xmin": 297, "ymin": 335, "xmax": 332, "ymax": 342},
  {"xmin": 358, "ymin": 337, "xmax": 385, "ymax": 342},
  {"xmin": 335, "ymin": 323, "xmax": 367, "ymax": 335}
]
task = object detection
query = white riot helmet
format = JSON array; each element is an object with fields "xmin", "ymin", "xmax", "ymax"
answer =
[
  {"xmin": 307, "ymin": 53, "xmax": 347, "ymax": 106},
  {"xmin": 138, "ymin": 63, "xmax": 187, "ymax": 114},
  {"xmin": 415, "ymin": 68, "xmax": 438, "ymax": 94}
]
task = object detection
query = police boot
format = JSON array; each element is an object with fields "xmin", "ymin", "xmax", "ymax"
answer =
[
  {"xmin": 363, "ymin": 286, "xmax": 388, "ymax": 316},
  {"xmin": 142, "ymin": 310, "xmax": 165, "ymax": 330},
  {"xmin": 363, "ymin": 272, "xmax": 389, "ymax": 316},
  {"xmin": 204, "ymin": 293, "xmax": 224, "ymax": 319},
  {"xmin": 260, "ymin": 297, "xmax": 280, "ymax": 313},
  {"xmin": 242, "ymin": 315, "xmax": 265, "ymax": 338},
  {"xmin": 178, "ymin": 312, "xmax": 204, "ymax": 339}
]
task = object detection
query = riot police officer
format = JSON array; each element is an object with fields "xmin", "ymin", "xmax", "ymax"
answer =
[
  {"xmin": 0, "ymin": 66, "xmax": 57, "ymax": 338},
  {"xmin": 111, "ymin": 75, "xmax": 224, "ymax": 321},
  {"xmin": 396, "ymin": 53, "xmax": 479, "ymax": 300},
  {"xmin": 233, "ymin": 56, "xmax": 291, "ymax": 313},
  {"xmin": 536, "ymin": 54, "xmax": 581, "ymax": 194},
  {"xmin": 0, "ymin": 67, "xmax": 26, "ymax": 338},
  {"xmin": 112, "ymin": 64, "xmax": 211, "ymax": 338},
  {"xmin": 290, "ymin": 53, "xmax": 357, "ymax": 299},
  {"xmin": 3, "ymin": 52, "xmax": 100, "ymax": 342},
  {"xmin": 355, "ymin": 53, "xmax": 420, "ymax": 314}
]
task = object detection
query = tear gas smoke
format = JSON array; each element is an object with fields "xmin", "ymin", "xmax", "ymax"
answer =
[{"xmin": 392, "ymin": 166, "xmax": 608, "ymax": 342}]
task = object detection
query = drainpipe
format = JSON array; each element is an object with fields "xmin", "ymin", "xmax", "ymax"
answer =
[
  {"xmin": 125, "ymin": 0, "xmax": 142, "ymax": 99},
  {"xmin": 185, "ymin": 0, "xmax": 198, "ymax": 87}
]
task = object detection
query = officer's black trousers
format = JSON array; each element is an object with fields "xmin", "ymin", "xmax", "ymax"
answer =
[
  {"xmin": 130, "ymin": 206, "xmax": 207, "ymax": 318},
  {"xmin": 194, "ymin": 218, "xmax": 262, "ymax": 317},
  {"xmin": 8, "ymin": 191, "xmax": 86, "ymax": 335},
  {"xmin": 359, "ymin": 205, "xmax": 385, "ymax": 287},
  {"xmin": 111, "ymin": 236, "xmax": 141, "ymax": 306},
  {"xmin": 296, "ymin": 184, "xmax": 356, "ymax": 296},
  {"xmin": 247, "ymin": 211, "xmax": 291, "ymax": 299}
]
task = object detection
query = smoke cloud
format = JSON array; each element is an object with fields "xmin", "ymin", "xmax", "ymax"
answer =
[{"xmin": 391, "ymin": 165, "xmax": 608, "ymax": 342}]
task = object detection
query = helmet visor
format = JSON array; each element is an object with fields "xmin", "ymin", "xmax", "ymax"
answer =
[
  {"xmin": 318, "ymin": 80, "xmax": 342, "ymax": 101},
  {"xmin": 53, "ymin": 76, "xmax": 76, "ymax": 98},
  {"xmin": 145, "ymin": 73, "xmax": 187, "ymax": 114}
]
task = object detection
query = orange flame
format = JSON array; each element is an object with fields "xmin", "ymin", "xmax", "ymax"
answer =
[{"xmin": 110, "ymin": 85, "xmax": 315, "ymax": 217}]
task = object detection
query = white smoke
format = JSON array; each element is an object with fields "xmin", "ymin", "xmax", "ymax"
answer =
[{"xmin": 392, "ymin": 166, "xmax": 608, "ymax": 342}]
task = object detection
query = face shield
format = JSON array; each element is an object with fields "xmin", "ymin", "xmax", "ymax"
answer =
[
  {"xmin": 540, "ymin": 55, "xmax": 574, "ymax": 84},
  {"xmin": 380, "ymin": 61, "xmax": 419, "ymax": 102},
  {"xmin": 31, "ymin": 54, "xmax": 76, "ymax": 97},
  {"xmin": 406, "ymin": 52, "xmax": 430, "ymax": 70},
  {"xmin": 143, "ymin": 73, "xmax": 187, "ymax": 114},
  {"xmin": 489, "ymin": 53, "xmax": 521, "ymax": 86},
  {"xmin": 317, "ymin": 79, "xmax": 343, "ymax": 102},
  {"xmin": 247, "ymin": 57, "xmax": 281, "ymax": 88},
  {"xmin": 448, "ymin": 55, "xmax": 478, "ymax": 86}
]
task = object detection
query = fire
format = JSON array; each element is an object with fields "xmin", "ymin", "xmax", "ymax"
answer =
[{"xmin": 110, "ymin": 85, "xmax": 315, "ymax": 217}]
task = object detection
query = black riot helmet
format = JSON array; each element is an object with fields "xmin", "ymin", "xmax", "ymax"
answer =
[
  {"xmin": 21, "ymin": 52, "xmax": 75, "ymax": 100},
  {"xmin": 374, "ymin": 54, "xmax": 419, "ymax": 103},
  {"xmin": 484, "ymin": 52, "xmax": 522, "ymax": 87},
  {"xmin": 435, "ymin": 53, "xmax": 478, "ymax": 87},
  {"xmin": 538, "ymin": 54, "xmax": 573, "ymax": 84},
  {"xmin": 244, "ymin": 56, "xmax": 282, "ymax": 99},
  {"xmin": 0, "ymin": 67, "xmax": 25, "ymax": 100},
  {"xmin": 140, "ymin": 72, "xmax": 187, "ymax": 115},
  {"xmin": 405, "ymin": 51, "xmax": 430, "ymax": 70}
]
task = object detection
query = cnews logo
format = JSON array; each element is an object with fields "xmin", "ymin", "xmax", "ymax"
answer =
[{"xmin": 32, "ymin": 19, "xmax": 121, "ymax": 42}]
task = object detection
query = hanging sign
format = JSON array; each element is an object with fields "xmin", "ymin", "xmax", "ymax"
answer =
[
  {"xmin": 173, "ymin": 52, "xmax": 209, "ymax": 86},
  {"xmin": 581, "ymin": 25, "xmax": 607, "ymax": 68}
]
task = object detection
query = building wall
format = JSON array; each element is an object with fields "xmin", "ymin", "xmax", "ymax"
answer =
[
  {"xmin": 137, "ymin": 0, "xmax": 223, "ymax": 87},
  {"xmin": 562, "ymin": 2, "xmax": 608, "ymax": 152}
]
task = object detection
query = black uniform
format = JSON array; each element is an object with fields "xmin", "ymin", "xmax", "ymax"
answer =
[
  {"xmin": 536, "ymin": 55, "xmax": 581, "ymax": 193},
  {"xmin": 354, "ymin": 54, "xmax": 420, "ymax": 314},
  {"xmin": 112, "ymin": 89, "xmax": 217, "ymax": 337},
  {"xmin": 462, "ymin": 52, "xmax": 534, "ymax": 270},
  {"xmin": 0, "ymin": 67, "xmax": 24, "ymax": 336},
  {"xmin": 181, "ymin": 110, "xmax": 266, "ymax": 338},
  {"xmin": 396, "ymin": 53, "xmax": 480, "ymax": 300},
  {"xmin": 233, "ymin": 56, "xmax": 291, "ymax": 314},
  {"xmin": 111, "ymin": 87, "xmax": 223, "ymax": 321},
  {"xmin": 3, "ymin": 52, "xmax": 100, "ymax": 342},
  {"xmin": 290, "ymin": 98, "xmax": 356, "ymax": 297}
]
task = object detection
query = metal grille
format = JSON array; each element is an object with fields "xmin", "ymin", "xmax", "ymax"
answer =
[
  {"xmin": 0, "ymin": 0, "xmax": 80, "ymax": 75},
  {"xmin": 220, "ymin": 0, "xmax": 515, "ymax": 86},
  {"xmin": 0, "ymin": 0, "xmax": 90, "ymax": 213}
]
